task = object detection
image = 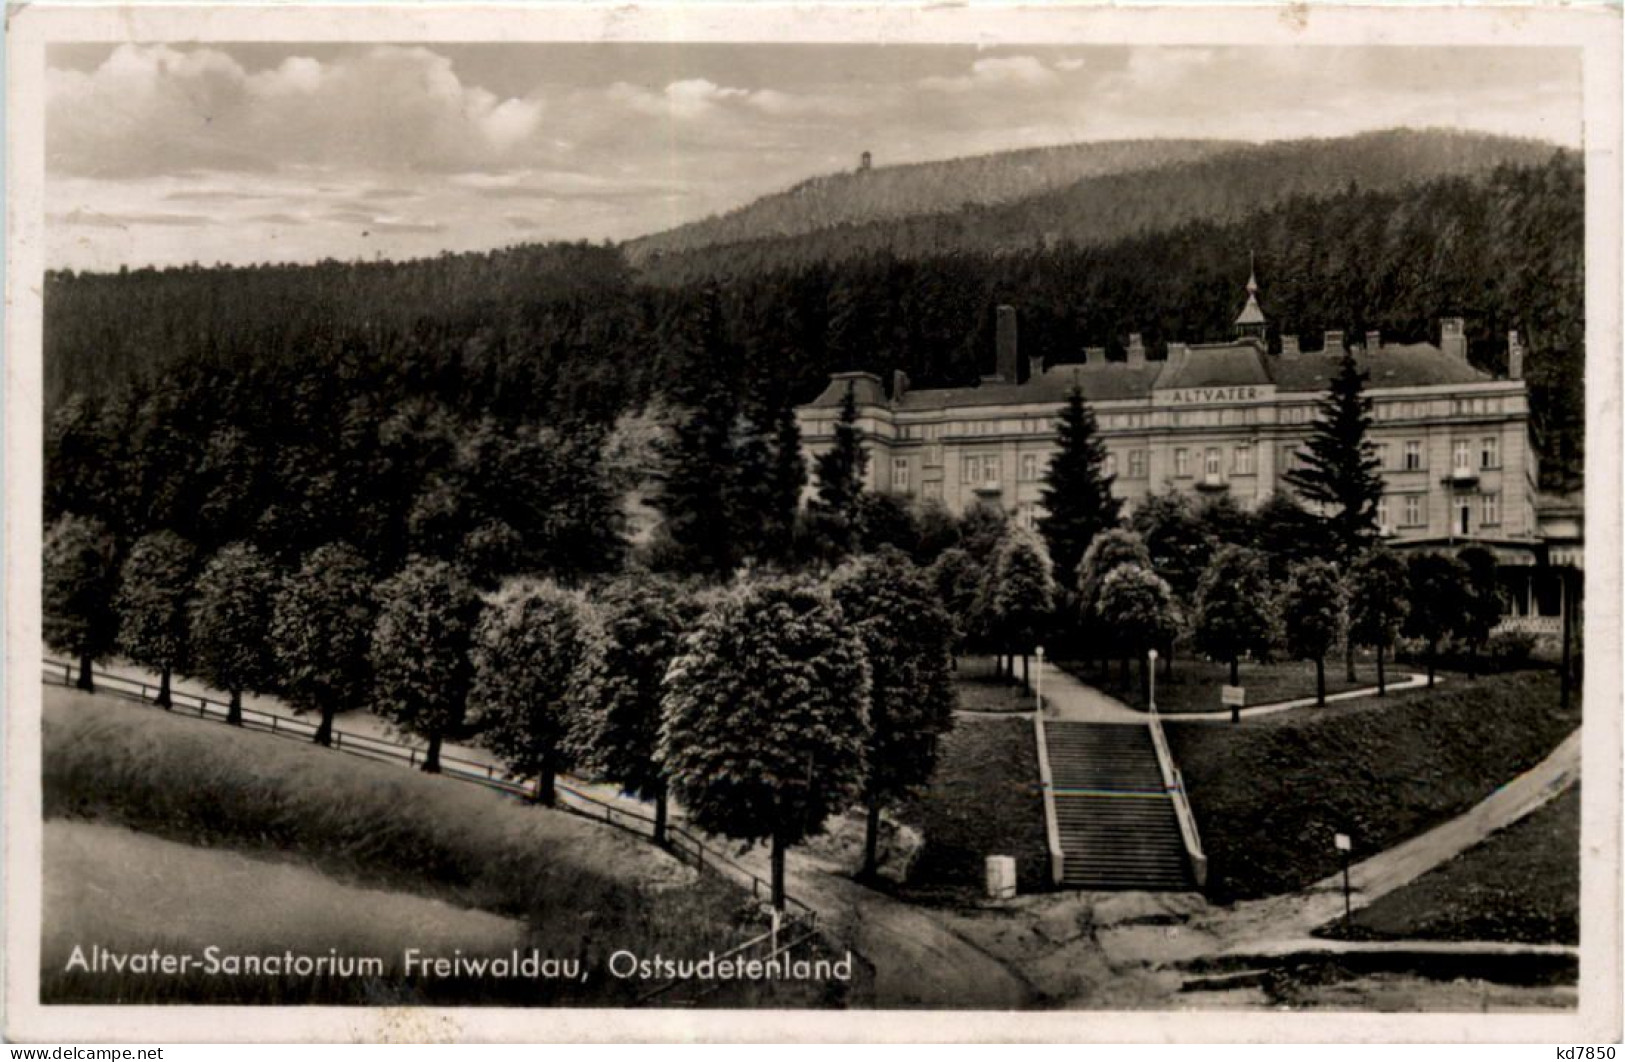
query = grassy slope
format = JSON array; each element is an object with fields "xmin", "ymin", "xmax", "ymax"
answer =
[
  {"xmin": 1320, "ymin": 786, "xmax": 1580, "ymax": 945},
  {"xmin": 44, "ymin": 820, "xmax": 531, "ymax": 1005},
  {"xmin": 1166, "ymin": 671, "xmax": 1579, "ymax": 901},
  {"xmin": 1057, "ymin": 657, "xmax": 1385, "ymax": 713},
  {"xmin": 43, "ymin": 689, "xmax": 823, "ymax": 1006},
  {"xmin": 894, "ymin": 715, "xmax": 1050, "ymax": 901}
]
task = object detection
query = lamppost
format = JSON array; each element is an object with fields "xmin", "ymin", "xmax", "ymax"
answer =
[
  {"xmin": 1148, "ymin": 648, "xmax": 1159, "ymax": 715},
  {"xmin": 1034, "ymin": 644, "xmax": 1045, "ymax": 713}
]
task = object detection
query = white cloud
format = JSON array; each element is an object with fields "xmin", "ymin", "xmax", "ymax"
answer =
[{"xmin": 922, "ymin": 55, "xmax": 1059, "ymax": 94}]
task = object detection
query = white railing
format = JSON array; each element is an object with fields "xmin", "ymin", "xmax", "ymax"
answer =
[
  {"xmin": 1031, "ymin": 698, "xmax": 1066, "ymax": 887},
  {"xmin": 1146, "ymin": 704, "xmax": 1208, "ymax": 889}
]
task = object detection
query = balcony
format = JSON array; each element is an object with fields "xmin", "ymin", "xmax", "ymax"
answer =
[
  {"xmin": 1195, "ymin": 472, "xmax": 1228, "ymax": 492},
  {"xmin": 1444, "ymin": 467, "xmax": 1479, "ymax": 488},
  {"xmin": 972, "ymin": 480, "xmax": 1003, "ymax": 496}
]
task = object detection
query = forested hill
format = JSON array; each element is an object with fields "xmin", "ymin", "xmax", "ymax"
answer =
[
  {"xmin": 633, "ymin": 129, "xmax": 1567, "ymax": 285},
  {"xmin": 624, "ymin": 139, "xmax": 1240, "ymax": 265},
  {"xmin": 43, "ymin": 154, "xmax": 1583, "ymax": 491}
]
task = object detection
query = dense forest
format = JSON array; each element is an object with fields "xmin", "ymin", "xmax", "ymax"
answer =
[
  {"xmin": 625, "ymin": 137, "xmax": 1241, "ymax": 264},
  {"xmin": 633, "ymin": 129, "xmax": 1565, "ymax": 284},
  {"xmin": 45, "ymin": 149, "xmax": 1584, "ymax": 492}
]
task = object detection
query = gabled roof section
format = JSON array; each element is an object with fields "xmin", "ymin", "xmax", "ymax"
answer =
[
  {"xmin": 1273, "ymin": 344, "xmax": 1495, "ymax": 391},
  {"xmin": 895, "ymin": 364, "xmax": 1164, "ymax": 410},
  {"xmin": 805, "ymin": 371, "xmax": 888, "ymax": 409},
  {"xmin": 1155, "ymin": 340, "xmax": 1272, "ymax": 390}
]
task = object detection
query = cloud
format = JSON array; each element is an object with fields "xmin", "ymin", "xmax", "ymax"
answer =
[
  {"xmin": 49, "ymin": 208, "xmax": 211, "ymax": 229},
  {"xmin": 921, "ymin": 55, "xmax": 1059, "ymax": 94},
  {"xmin": 48, "ymin": 44, "xmax": 546, "ymax": 178}
]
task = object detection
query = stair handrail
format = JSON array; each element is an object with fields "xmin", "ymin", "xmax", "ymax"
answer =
[
  {"xmin": 1146, "ymin": 701, "xmax": 1208, "ymax": 889},
  {"xmin": 1032, "ymin": 695, "xmax": 1066, "ymax": 887}
]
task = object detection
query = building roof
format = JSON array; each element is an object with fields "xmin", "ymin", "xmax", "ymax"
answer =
[
  {"xmin": 1271, "ymin": 344, "xmax": 1494, "ymax": 390},
  {"xmin": 803, "ymin": 340, "xmax": 1499, "ymax": 414}
]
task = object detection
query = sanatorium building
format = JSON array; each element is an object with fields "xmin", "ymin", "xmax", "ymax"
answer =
[{"xmin": 795, "ymin": 275, "xmax": 1580, "ymax": 633}]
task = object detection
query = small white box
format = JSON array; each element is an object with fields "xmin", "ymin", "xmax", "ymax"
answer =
[{"xmin": 985, "ymin": 855, "xmax": 1017, "ymax": 899}]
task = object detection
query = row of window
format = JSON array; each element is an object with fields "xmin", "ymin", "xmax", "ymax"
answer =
[
  {"xmin": 1376, "ymin": 492, "xmax": 1501, "ymax": 530},
  {"xmin": 921, "ymin": 437, "xmax": 1503, "ymax": 490},
  {"xmin": 825, "ymin": 394, "xmax": 1510, "ymax": 441}
]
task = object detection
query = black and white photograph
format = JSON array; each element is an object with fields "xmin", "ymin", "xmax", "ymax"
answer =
[{"xmin": 5, "ymin": 1, "xmax": 1621, "ymax": 1044}]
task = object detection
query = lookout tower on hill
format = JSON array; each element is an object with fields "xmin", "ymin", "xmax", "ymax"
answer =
[{"xmin": 858, "ymin": 150, "xmax": 872, "ymax": 173}]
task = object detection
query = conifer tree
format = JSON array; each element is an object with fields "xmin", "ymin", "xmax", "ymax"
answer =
[
  {"xmin": 810, "ymin": 383, "xmax": 869, "ymax": 559},
  {"xmin": 1039, "ymin": 385, "xmax": 1121, "ymax": 584},
  {"xmin": 1284, "ymin": 351, "xmax": 1384, "ymax": 561}
]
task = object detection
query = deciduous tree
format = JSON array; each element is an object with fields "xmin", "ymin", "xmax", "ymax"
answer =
[
  {"xmin": 1193, "ymin": 545, "xmax": 1276, "ymax": 687},
  {"xmin": 43, "ymin": 514, "xmax": 120, "ymax": 691},
  {"xmin": 468, "ymin": 581, "xmax": 592, "ymax": 805},
  {"xmin": 658, "ymin": 577, "xmax": 871, "ymax": 909},
  {"xmin": 1349, "ymin": 548, "xmax": 1410, "ymax": 696},
  {"xmin": 114, "ymin": 530, "xmax": 199, "ymax": 707},
  {"xmin": 988, "ymin": 527, "xmax": 1056, "ymax": 689},
  {"xmin": 1094, "ymin": 564, "xmax": 1181, "ymax": 705},
  {"xmin": 189, "ymin": 542, "xmax": 279, "ymax": 725},
  {"xmin": 1282, "ymin": 559, "xmax": 1346, "ymax": 706},
  {"xmin": 570, "ymin": 574, "xmax": 691, "ymax": 839},
  {"xmin": 370, "ymin": 558, "xmax": 483, "ymax": 772},
  {"xmin": 270, "ymin": 542, "xmax": 376, "ymax": 746},
  {"xmin": 830, "ymin": 547, "xmax": 957, "ymax": 879},
  {"xmin": 1404, "ymin": 552, "xmax": 1470, "ymax": 687},
  {"xmin": 1456, "ymin": 546, "xmax": 1503, "ymax": 680}
]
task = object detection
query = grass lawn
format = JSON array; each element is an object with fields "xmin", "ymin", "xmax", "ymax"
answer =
[
  {"xmin": 954, "ymin": 668, "xmax": 1039, "ymax": 713},
  {"xmin": 44, "ymin": 688, "xmax": 840, "ymax": 1006},
  {"xmin": 1056, "ymin": 655, "xmax": 1389, "ymax": 713},
  {"xmin": 1165, "ymin": 671, "xmax": 1580, "ymax": 901},
  {"xmin": 893, "ymin": 715, "xmax": 1050, "ymax": 902},
  {"xmin": 1318, "ymin": 786, "xmax": 1580, "ymax": 945}
]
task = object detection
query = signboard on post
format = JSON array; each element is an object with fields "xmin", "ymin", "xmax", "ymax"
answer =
[
  {"xmin": 1221, "ymin": 685, "xmax": 1246, "ymax": 707},
  {"xmin": 1335, "ymin": 833, "xmax": 1351, "ymax": 852}
]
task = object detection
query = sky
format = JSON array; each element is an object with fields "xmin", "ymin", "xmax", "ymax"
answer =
[{"xmin": 44, "ymin": 42, "xmax": 1582, "ymax": 271}]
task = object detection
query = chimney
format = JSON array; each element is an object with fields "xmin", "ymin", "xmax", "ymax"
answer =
[
  {"xmin": 1324, "ymin": 330, "xmax": 1346, "ymax": 355},
  {"xmin": 892, "ymin": 369, "xmax": 910, "ymax": 401},
  {"xmin": 1366, "ymin": 330, "xmax": 1382, "ymax": 352},
  {"xmin": 1127, "ymin": 333, "xmax": 1146, "ymax": 366},
  {"xmin": 1508, "ymin": 330, "xmax": 1525, "ymax": 380},
  {"xmin": 1440, "ymin": 317, "xmax": 1468, "ymax": 361},
  {"xmin": 996, "ymin": 305, "xmax": 1019, "ymax": 383},
  {"xmin": 1083, "ymin": 346, "xmax": 1108, "ymax": 372},
  {"xmin": 1280, "ymin": 334, "xmax": 1300, "ymax": 357}
]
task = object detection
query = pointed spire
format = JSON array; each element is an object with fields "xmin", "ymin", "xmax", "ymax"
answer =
[{"xmin": 1235, "ymin": 256, "xmax": 1267, "ymax": 338}]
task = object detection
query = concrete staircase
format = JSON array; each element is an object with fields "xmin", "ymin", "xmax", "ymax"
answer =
[{"xmin": 1044, "ymin": 721, "xmax": 1195, "ymax": 891}]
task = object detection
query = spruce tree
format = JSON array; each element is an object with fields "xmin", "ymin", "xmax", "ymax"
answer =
[
  {"xmin": 1284, "ymin": 351, "xmax": 1384, "ymax": 561},
  {"xmin": 1038, "ymin": 385, "xmax": 1121, "ymax": 586},
  {"xmin": 810, "ymin": 384, "xmax": 869, "ymax": 559}
]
